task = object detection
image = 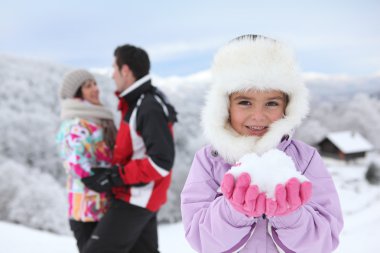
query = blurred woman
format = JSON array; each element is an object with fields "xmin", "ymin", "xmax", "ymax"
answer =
[{"xmin": 56, "ymin": 69, "xmax": 116, "ymax": 252}]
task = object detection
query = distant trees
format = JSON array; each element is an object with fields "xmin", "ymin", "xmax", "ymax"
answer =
[
  {"xmin": 0, "ymin": 160, "xmax": 69, "ymax": 234},
  {"xmin": 296, "ymin": 93, "xmax": 380, "ymax": 148}
]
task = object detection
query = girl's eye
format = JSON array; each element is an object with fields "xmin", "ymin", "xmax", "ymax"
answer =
[
  {"xmin": 238, "ymin": 100, "xmax": 251, "ymax": 106},
  {"xmin": 266, "ymin": 101, "xmax": 279, "ymax": 107}
]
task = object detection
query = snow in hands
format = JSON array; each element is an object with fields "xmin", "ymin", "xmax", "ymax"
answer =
[{"xmin": 227, "ymin": 149, "xmax": 309, "ymax": 198}]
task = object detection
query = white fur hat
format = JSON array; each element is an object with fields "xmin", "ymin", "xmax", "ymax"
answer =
[{"xmin": 201, "ymin": 35, "xmax": 309, "ymax": 163}]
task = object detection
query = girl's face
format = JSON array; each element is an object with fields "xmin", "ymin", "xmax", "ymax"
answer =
[
  {"xmin": 81, "ymin": 80, "xmax": 101, "ymax": 105},
  {"xmin": 229, "ymin": 89, "xmax": 287, "ymax": 137}
]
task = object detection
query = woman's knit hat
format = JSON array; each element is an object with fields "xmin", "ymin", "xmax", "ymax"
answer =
[
  {"xmin": 201, "ymin": 35, "xmax": 309, "ymax": 163},
  {"xmin": 59, "ymin": 69, "xmax": 95, "ymax": 99}
]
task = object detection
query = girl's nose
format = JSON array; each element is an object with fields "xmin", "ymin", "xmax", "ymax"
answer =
[{"xmin": 250, "ymin": 107, "xmax": 265, "ymax": 121}]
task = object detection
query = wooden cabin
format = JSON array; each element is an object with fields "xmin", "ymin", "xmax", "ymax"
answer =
[{"xmin": 317, "ymin": 131, "xmax": 373, "ymax": 161}]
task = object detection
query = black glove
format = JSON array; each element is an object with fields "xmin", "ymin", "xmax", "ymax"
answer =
[{"xmin": 81, "ymin": 166, "xmax": 124, "ymax": 193}]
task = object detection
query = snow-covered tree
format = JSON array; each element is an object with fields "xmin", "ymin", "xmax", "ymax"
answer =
[
  {"xmin": 304, "ymin": 93, "xmax": 380, "ymax": 149},
  {"xmin": 294, "ymin": 119, "xmax": 328, "ymax": 145},
  {"xmin": 0, "ymin": 160, "xmax": 69, "ymax": 234}
]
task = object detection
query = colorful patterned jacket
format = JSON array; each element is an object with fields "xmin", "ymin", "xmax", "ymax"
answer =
[{"xmin": 56, "ymin": 118, "xmax": 112, "ymax": 221}]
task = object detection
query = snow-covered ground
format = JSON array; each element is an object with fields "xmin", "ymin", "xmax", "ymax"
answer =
[
  {"xmin": 0, "ymin": 221, "xmax": 195, "ymax": 253},
  {"xmin": 325, "ymin": 155, "xmax": 380, "ymax": 253},
  {"xmin": 1, "ymin": 155, "xmax": 379, "ymax": 253}
]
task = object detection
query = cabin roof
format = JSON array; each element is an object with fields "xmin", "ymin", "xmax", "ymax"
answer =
[{"xmin": 323, "ymin": 131, "xmax": 373, "ymax": 154}]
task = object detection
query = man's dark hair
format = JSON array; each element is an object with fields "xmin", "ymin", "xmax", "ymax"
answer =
[{"xmin": 114, "ymin": 44, "xmax": 150, "ymax": 80}]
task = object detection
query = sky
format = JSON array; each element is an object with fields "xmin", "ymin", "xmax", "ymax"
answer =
[{"xmin": 1, "ymin": 0, "xmax": 380, "ymax": 77}]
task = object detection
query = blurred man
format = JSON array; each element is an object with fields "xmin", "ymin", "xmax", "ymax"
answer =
[{"xmin": 82, "ymin": 44, "xmax": 177, "ymax": 253}]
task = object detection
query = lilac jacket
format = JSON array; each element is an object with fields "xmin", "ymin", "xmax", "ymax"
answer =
[{"xmin": 181, "ymin": 139, "xmax": 343, "ymax": 253}]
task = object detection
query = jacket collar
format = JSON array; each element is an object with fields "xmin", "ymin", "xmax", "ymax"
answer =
[
  {"xmin": 119, "ymin": 74, "xmax": 151, "ymax": 98},
  {"xmin": 115, "ymin": 75, "xmax": 153, "ymax": 113},
  {"xmin": 117, "ymin": 75, "xmax": 153, "ymax": 108}
]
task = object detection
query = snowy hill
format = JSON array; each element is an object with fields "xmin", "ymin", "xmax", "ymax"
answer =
[{"xmin": 1, "ymin": 156, "xmax": 379, "ymax": 252}]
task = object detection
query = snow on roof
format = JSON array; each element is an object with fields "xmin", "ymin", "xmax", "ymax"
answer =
[{"xmin": 326, "ymin": 131, "xmax": 373, "ymax": 154}]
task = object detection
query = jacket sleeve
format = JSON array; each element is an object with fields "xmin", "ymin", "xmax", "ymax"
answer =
[
  {"xmin": 92, "ymin": 130, "xmax": 113, "ymax": 165},
  {"xmin": 119, "ymin": 97, "xmax": 175, "ymax": 184},
  {"xmin": 61, "ymin": 122, "xmax": 93, "ymax": 179},
  {"xmin": 181, "ymin": 148, "xmax": 257, "ymax": 253},
  {"xmin": 269, "ymin": 148, "xmax": 344, "ymax": 253}
]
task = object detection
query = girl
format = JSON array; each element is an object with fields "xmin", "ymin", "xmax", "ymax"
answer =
[
  {"xmin": 56, "ymin": 69, "xmax": 116, "ymax": 252},
  {"xmin": 181, "ymin": 35, "xmax": 343, "ymax": 253}
]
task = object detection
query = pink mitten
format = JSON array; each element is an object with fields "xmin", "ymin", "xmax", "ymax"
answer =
[
  {"xmin": 221, "ymin": 173, "xmax": 250, "ymax": 214},
  {"xmin": 266, "ymin": 177, "xmax": 312, "ymax": 217},
  {"xmin": 244, "ymin": 186, "xmax": 266, "ymax": 217},
  {"xmin": 221, "ymin": 173, "xmax": 266, "ymax": 217}
]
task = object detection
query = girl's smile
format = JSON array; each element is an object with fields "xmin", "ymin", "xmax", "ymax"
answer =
[{"xmin": 246, "ymin": 125, "xmax": 269, "ymax": 136}]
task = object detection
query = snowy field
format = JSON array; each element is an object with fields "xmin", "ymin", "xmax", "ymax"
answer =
[
  {"xmin": 1, "ymin": 155, "xmax": 379, "ymax": 253},
  {"xmin": 324, "ymin": 155, "xmax": 380, "ymax": 253}
]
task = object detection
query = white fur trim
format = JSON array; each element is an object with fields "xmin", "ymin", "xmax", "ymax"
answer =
[{"xmin": 201, "ymin": 36, "xmax": 309, "ymax": 163}]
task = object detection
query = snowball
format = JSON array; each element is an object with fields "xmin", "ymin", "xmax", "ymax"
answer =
[{"xmin": 227, "ymin": 149, "xmax": 308, "ymax": 198}]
